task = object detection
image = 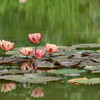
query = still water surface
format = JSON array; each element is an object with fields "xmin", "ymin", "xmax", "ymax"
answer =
[{"xmin": 0, "ymin": 0, "xmax": 100, "ymax": 100}]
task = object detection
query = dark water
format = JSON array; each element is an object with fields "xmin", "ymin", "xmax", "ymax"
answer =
[{"xmin": 0, "ymin": 0, "xmax": 100, "ymax": 100}]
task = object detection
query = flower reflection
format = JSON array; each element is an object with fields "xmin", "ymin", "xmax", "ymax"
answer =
[
  {"xmin": 1, "ymin": 83, "xmax": 16, "ymax": 93},
  {"xmin": 21, "ymin": 62, "xmax": 37, "ymax": 71},
  {"xmin": 31, "ymin": 87, "xmax": 44, "ymax": 98},
  {"xmin": 21, "ymin": 62, "xmax": 33, "ymax": 71}
]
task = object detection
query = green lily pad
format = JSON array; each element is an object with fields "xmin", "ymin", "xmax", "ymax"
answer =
[
  {"xmin": 68, "ymin": 77, "xmax": 100, "ymax": 85},
  {"xmin": 0, "ymin": 66, "xmax": 18, "ymax": 69},
  {"xmin": 84, "ymin": 66, "xmax": 100, "ymax": 71},
  {"xmin": 59, "ymin": 46, "xmax": 76, "ymax": 51},
  {"xmin": 0, "ymin": 57, "xmax": 19, "ymax": 65},
  {"xmin": 53, "ymin": 57, "xmax": 81, "ymax": 68},
  {"xmin": 32, "ymin": 58, "xmax": 64, "ymax": 69},
  {"xmin": 0, "ymin": 69, "xmax": 27, "ymax": 75},
  {"xmin": 72, "ymin": 43, "xmax": 100, "ymax": 49},
  {"xmin": 92, "ymin": 70, "xmax": 100, "ymax": 74},
  {"xmin": 0, "ymin": 73, "xmax": 62, "ymax": 83},
  {"xmin": 65, "ymin": 50, "xmax": 95, "ymax": 55},
  {"xmin": 49, "ymin": 69, "xmax": 86, "ymax": 76},
  {"xmin": 90, "ymin": 57, "xmax": 100, "ymax": 63}
]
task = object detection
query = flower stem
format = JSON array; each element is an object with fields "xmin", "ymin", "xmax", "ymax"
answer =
[
  {"xmin": 9, "ymin": 63, "xmax": 12, "ymax": 69},
  {"xmin": 2, "ymin": 51, "xmax": 6, "ymax": 60},
  {"xmin": 50, "ymin": 53, "xmax": 51, "ymax": 57},
  {"xmin": 35, "ymin": 44, "xmax": 37, "ymax": 56}
]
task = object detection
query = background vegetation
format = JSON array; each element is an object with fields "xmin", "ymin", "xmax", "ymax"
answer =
[{"xmin": 0, "ymin": 0, "xmax": 100, "ymax": 47}]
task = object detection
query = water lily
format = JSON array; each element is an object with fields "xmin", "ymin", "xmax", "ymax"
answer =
[
  {"xmin": 28, "ymin": 33, "xmax": 42, "ymax": 55},
  {"xmin": 28, "ymin": 33, "xmax": 42, "ymax": 44},
  {"xmin": 0, "ymin": 40, "xmax": 15, "ymax": 60},
  {"xmin": 20, "ymin": 47, "xmax": 32, "ymax": 57},
  {"xmin": 1, "ymin": 83, "xmax": 16, "ymax": 93},
  {"xmin": 32, "ymin": 49, "xmax": 45, "ymax": 58},
  {"xmin": 31, "ymin": 87, "xmax": 44, "ymax": 98},
  {"xmin": 44, "ymin": 43, "xmax": 59, "ymax": 56}
]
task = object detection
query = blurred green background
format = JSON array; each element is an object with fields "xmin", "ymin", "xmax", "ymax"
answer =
[{"xmin": 0, "ymin": 0, "xmax": 100, "ymax": 47}]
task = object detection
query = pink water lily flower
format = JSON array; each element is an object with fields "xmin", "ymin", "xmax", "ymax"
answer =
[
  {"xmin": 0, "ymin": 40, "xmax": 15, "ymax": 51},
  {"xmin": 32, "ymin": 49, "xmax": 45, "ymax": 58},
  {"xmin": 28, "ymin": 33, "xmax": 42, "ymax": 44},
  {"xmin": 44, "ymin": 43, "xmax": 59, "ymax": 53},
  {"xmin": 1, "ymin": 83, "xmax": 16, "ymax": 93},
  {"xmin": 31, "ymin": 87, "xmax": 44, "ymax": 98},
  {"xmin": 20, "ymin": 47, "xmax": 33, "ymax": 56}
]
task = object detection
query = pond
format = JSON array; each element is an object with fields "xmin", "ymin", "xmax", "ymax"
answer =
[{"xmin": 0, "ymin": 0, "xmax": 100, "ymax": 100}]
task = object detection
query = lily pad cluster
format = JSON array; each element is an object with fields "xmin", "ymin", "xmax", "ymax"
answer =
[{"xmin": 1, "ymin": 34, "xmax": 100, "ymax": 85}]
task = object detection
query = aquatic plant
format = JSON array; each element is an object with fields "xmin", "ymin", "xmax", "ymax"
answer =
[
  {"xmin": 32, "ymin": 49, "xmax": 45, "ymax": 59},
  {"xmin": 28, "ymin": 33, "xmax": 42, "ymax": 55},
  {"xmin": 0, "ymin": 40, "xmax": 15, "ymax": 60},
  {"xmin": 20, "ymin": 47, "xmax": 33, "ymax": 57},
  {"xmin": 44, "ymin": 43, "xmax": 59, "ymax": 56}
]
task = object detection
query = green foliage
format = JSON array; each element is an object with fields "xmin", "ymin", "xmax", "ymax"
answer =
[{"xmin": 0, "ymin": 0, "xmax": 100, "ymax": 46}]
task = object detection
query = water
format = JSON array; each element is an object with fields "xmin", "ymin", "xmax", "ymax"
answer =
[{"xmin": 0, "ymin": 0, "xmax": 100, "ymax": 100}]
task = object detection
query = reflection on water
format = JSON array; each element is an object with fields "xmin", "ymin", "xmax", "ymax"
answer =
[
  {"xmin": 31, "ymin": 87, "xmax": 44, "ymax": 98},
  {"xmin": 1, "ymin": 83, "xmax": 16, "ymax": 93},
  {"xmin": 21, "ymin": 62, "xmax": 34, "ymax": 71},
  {"xmin": 0, "ymin": 82, "xmax": 100, "ymax": 100}
]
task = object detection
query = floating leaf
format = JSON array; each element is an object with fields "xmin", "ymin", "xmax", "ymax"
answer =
[
  {"xmin": 49, "ymin": 69, "xmax": 86, "ymax": 76},
  {"xmin": 0, "ymin": 73, "xmax": 62, "ymax": 83},
  {"xmin": 0, "ymin": 57, "xmax": 19, "ymax": 65},
  {"xmin": 68, "ymin": 77, "xmax": 88, "ymax": 85},
  {"xmin": 68, "ymin": 77, "xmax": 100, "ymax": 85},
  {"xmin": 92, "ymin": 70, "xmax": 100, "ymax": 74},
  {"xmin": 84, "ymin": 66, "xmax": 100, "ymax": 71},
  {"xmin": 72, "ymin": 43, "xmax": 100, "ymax": 49},
  {"xmin": 0, "ymin": 66, "xmax": 18, "ymax": 69},
  {"xmin": 32, "ymin": 58, "xmax": 64, "ymax": 69},
  {"xmin": 65, "ymin": 50, "xmax": 95, "ymax": 55},
  {"xmin": 0, "ymin": 69, "xmax": 27, "ymax": 75},
  {"xmin": 90, "ymin": 57, "xmax": 100, "ymax": 63},
  {"xmin": 53, "ymin": 57, "xmax": 81, "ymax": 68}
]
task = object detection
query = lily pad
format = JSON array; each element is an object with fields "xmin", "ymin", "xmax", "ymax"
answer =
[
  {"xmin": 49, "ymin": 69, "xmax": 86, "ymax": 76},
  {"xmin": 72, "ymin": 43, "xmax": 100, "ymax": 49},
  {"xmin": 0, "ymin": 57, "xmax": 19, "ymax": 65},
  {"xmin": 84, "ymin": 66, "xmax": 100, "ymax": 71},
  {"xmin": 92, "ymin": 70, "xmax": 100, "ymax": 74},
  {"xmin": 53, "ymin": 57, "xmax": 81, "ymax": 68},
  {"xmin": 32, "ymin": 58, "xmax": 64, "ymax": 69},
  {"xmin": 0, "ymin": 73, "xmax": 62, "ymax": 83},
  {"xmin": 0, "ymin": 69, "xmax": 27, "ymax": 75},
  {"xmin": 65, "ymin": 50, "xmax": 95, "ymax": 55},
  {"xmin": 0, "ymin": 66, "xmax": 18, "ymax": 69},
  {"xmin": 68, "ymin": 77, "xmax": 100, "ymax": 85}
]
